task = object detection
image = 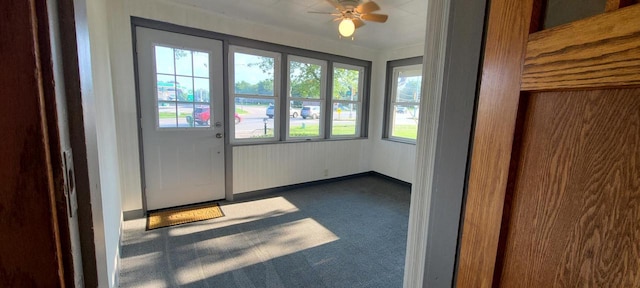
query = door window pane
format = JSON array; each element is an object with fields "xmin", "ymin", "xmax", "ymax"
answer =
[
  {"xmin": 156, "ymin": 74, "xmax": 176, "ymax": 101},
  {"xmin": 177, "ymin": 103, "xmax": 195, "ymax": 128},
  {"xmin": 158, "ymin": 102, "xmax": 177, "ymax": 128},
  {"xmin": 175, "ymin": 49, "xmax": 193, "ymax": 76},
  {"xmin": 234, "ymin": 52, "xmax": 275, "ymax": 96},
  {"xmin": 193, "ymin": 51, "xmax": 209, "ymax": 77},
  {"xmin": 234, "ymin": 98, "xmax": 275, "ymax": 139},
  {"xmin": 154, "ymin": 45, "xmax": 212, "ymax": 129},
  {"xmin": 155, "ymin": 46, "xmax": 174, "ymax": 74},
  {"xmin": 190, "ymin": 104, "xmax": 210, "ymax": 127},
  {"xmin": 175, "ymin": 76, "xmax": 194, "ymax": 102},
  {"xmin": 193, "ymin": 78, "xmax": 210, "ymax": 103}
]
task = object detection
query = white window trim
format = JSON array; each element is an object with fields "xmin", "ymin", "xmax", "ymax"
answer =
[
  {"xmin": 228, "ymin": 45, "xmax": 281, "ymax": 144},
  {"xmin": 286, "ymin": 55, "xmax": 327, "ymax": 141},
  {"xmin": 330, "ymin": 62, "xmax": 364, "ymax": 138}
]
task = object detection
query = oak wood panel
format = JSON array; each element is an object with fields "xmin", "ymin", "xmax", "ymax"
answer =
[
  {"xmin": 607, "ymin": 0, "xmax": 639, "ymax": 11},
  {"xmin": 455, "ymin": 0, "xmax": 535, "ymax": 287},
  {"xmin": 0, "ymin": 0, "xmax": 64, "ymax": 286},
  {"xmin": 521, "ymin": 4, "xmax": 640, "ymax": 91},
  {"xmin": 497, "ymin": 89, "xmax": 640, "ymax": 287},
  {"xmin": 605, "ymin": 0, "xmax": 622, "ymax": 12}
]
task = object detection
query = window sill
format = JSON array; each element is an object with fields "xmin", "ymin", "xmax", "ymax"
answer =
[
  {"xmin": 230, "ymin": 137, "xmax": 368, "ymax": 147},
  {"xmin": 381, "ymin": 137, "xmax": 417, "ymax": 145}
]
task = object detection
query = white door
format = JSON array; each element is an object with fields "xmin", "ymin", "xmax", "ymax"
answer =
[{"xmin": 136, "ymin": 27, "xmax": 225, "ymax": 210}]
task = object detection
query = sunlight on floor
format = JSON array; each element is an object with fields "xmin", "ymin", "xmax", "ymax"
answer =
[
  {"xmin": 167, "ymin": 196, "xmax": 301, "ymax": 237},
  {"xmin": 179, "ymin": 218, "xmax": 339, "ymax": 284}
]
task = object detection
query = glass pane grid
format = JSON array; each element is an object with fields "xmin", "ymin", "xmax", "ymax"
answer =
[{"xmin": 155, "ymin": 45, "xmax": 211, "ymax": 129}]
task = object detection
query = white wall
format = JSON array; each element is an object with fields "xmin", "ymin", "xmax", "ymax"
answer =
[
  {"xmin": 108, "ymin": 0, "xmax": 381, "ymax": 213},
  {"xmin": 233, "ymin": 140, "xmax": 370, "ymax": 193},
  {"xmin": 368, "ymin": 44, "xmax": 424, "ymax": 183},
  {"xmin": 87, "ymin": 0, "xmax": 124, "ymax": 286}
]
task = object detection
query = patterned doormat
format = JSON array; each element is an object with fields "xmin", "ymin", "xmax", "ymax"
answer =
[{"xmin": 146, "ymin": 202, "xmax": 225, "ymax": 230}]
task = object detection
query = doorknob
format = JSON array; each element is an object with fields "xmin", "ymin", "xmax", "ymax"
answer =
[{"xmin": 215, "ymin": 133, "xmax": 223, "ymax": 138}]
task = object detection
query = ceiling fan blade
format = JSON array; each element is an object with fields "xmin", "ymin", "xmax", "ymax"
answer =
[
  {"xmin": 361, "ymin": 13, "xmax": 388, "ymax": 23},
  {"xmin": 325, "ymin": 0, "xmax": 344, "ymax": 10},
  {"xmin": 353, "ymin": 18, "xmax": 365, "ymax": 28},
  {"xmin": 355, "ymin": 1, "xmax": 380, "ymax": 14}
]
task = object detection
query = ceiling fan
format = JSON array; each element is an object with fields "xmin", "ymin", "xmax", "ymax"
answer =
[{"xmin": 309, "ymin": 0, "xmax": 389, "ymax": 38}]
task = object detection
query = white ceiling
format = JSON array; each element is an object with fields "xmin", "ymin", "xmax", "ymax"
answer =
[{"xmin": 170, "ymin": 0, "xmax": 427, "ymax": 50}]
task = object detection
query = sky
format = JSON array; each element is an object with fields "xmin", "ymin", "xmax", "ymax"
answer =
[{"xmin": 154, "ymin": 46, "xmax": 271, "ymax": 85}]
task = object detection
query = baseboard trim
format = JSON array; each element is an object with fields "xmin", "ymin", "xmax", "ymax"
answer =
[
  {"xmin": 231, "ymin": 171, "xmax": 411, "ymax": 202},
  {"xmin": 122, "ymin": 209, "xmax": 144, "ymax": 221},
  {"xmin": 369, "ymin": 171, "xmax": 412, "ymax": 188}
]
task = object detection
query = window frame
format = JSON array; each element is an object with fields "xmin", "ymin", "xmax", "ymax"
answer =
[
  {"xmin": 383, "ymin": 56, "xmax": 424, "ymax": 144},
  {"xmin": 330, "ymin": 62, "xmax": 364, "ymax": 139},
  {"xmin": 286, "ymin": 55, "xmax": 328, "ymax": 141},
  {"xmin": 228, "ymin": 45, "xmax": 281, "ymax": 144}
]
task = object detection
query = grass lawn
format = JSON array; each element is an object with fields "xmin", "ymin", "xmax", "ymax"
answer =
[
  {"xmin": 158, "ymin": 111, "xmax": 190, "ymax": 119},
  {"xmin": 331, "ymin": 123, "xmax": 356, "ymax": 136},
  {"xmin": 235, "ymin": 107, "xmax": 249, "ymax": 115},
  {"xmin": 288, "ymin": 123, "xmax": 357, "ymax": 137},
  {"xmin": 391, "ymin": 124, "xmax": 418, "ymax": 140}
]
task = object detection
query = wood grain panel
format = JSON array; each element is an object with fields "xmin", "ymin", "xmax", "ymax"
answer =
[
  {"xmin": 497, "ymin": 89, "xmax": 640, "ymax": 287},
  {"xmin": 605, "ymin": 0, "xmax": 622, "ymax": 11},
  {"xmin": 607, "ymin": 0, "xmax": 639, "ymax": 11},
  {"xmin": 522, "ymin": 4, "xmax": 640, "ymax": 91},
  {"xmin": 0, "ymin": 0, "xmax": 64, "ymax": 286},
  {"xmin": 455, "ymin": 0, "xmax": 535, "ymax": 287}
]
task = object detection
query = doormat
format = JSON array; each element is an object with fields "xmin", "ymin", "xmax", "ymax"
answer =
[{"xmin": 147, "ymin": 202, "xmax": 225, "ymax": 230}]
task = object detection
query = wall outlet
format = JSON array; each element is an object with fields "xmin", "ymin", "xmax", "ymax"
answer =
[{"xmin": 323, "ymin": 169, "xmax": 328, "ymax": 177}]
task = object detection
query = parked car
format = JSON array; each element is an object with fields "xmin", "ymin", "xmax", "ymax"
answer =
[
  {"xmin": 193, "ymin": 107, "xmax": 210, "ymax": 125},
  {"xmin": 290, "ymin": 108, "xmax": 301, "ymax": 118},
  {"xmin": 266, "ymin": 104, "xmax": 300, "ymax": 118},
  {"xmin": 396, "ymin": 106, "xmax": 407, "ymax": 114},
  {"xmin": 266, "ymin": 104, "xmax": 274, "ymax": 118},
  {"xmin": 187, "ymin": 107, "xmax": 241, "ymax": 125},
  {"xmin": 301, "ymin": 106, "xmax": 321, "ymax": 119}
]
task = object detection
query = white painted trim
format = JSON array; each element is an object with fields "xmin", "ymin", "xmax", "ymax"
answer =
[{"xmin": 403, "ymin": 0, "xmax": 451, "ymax": 286}]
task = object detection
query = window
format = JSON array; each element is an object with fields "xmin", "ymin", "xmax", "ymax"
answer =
[
  {"xmin": 154, "ymin": 45, "xmax": 211, "ymax": 129},
  {"xmin": 331, "ymin": 64, "xmax": 363, "ymax": 137},
  {"xmin": 229, "ymin": 46, "xmax": 280, "ymax": 142},
  {"xmin": 384, "ymin": 57, "xmax": 423, "ymax": 143},
  {"xmin": 287, "ymin": 56, "xmax": 327, "ymax": 140},
  {"xmin": 228, "ymin": 43, "xmax": 370, "ymax": 144}
]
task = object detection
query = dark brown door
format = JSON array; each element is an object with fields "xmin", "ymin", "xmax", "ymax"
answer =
[{"xmin": 457, "ymin": 1, "xmax": 640, "ymax": 287}]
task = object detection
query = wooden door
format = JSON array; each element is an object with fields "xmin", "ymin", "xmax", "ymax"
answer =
[{"xmin": 457, "ymin": 1, "xmax": 640, "ymax": 287}]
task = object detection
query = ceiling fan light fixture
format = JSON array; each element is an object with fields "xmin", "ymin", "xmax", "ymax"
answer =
[{"xmin": 338, "ymin": 18, "xmax": 355, "ymax": 37}]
